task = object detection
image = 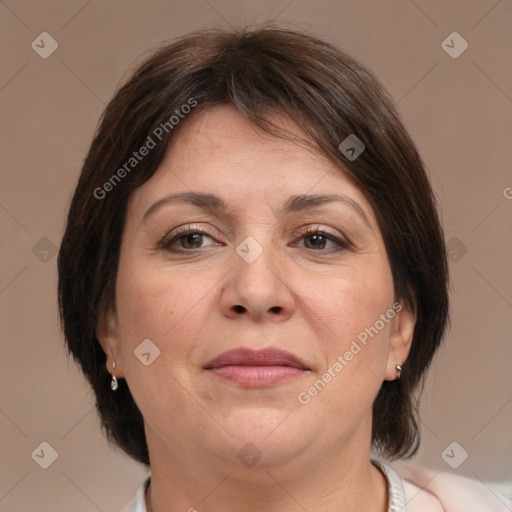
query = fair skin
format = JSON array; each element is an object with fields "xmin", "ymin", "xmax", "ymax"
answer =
[{"xmin": 98, "ymin": 105, "xmax": 416, "ymax": 512}]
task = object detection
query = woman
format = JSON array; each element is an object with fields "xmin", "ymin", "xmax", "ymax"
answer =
[{"xmin": 57, "ymin": 27, "xmax": 510, "ymax": 511}]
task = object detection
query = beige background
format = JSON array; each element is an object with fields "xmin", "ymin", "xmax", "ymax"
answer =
[{"xmin": 1, "ymin": 0, "xmax": 511, "ymax": 510}]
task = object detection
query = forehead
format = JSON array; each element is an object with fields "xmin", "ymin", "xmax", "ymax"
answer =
[
  {"xmin": 166, "ymin": 105, "xmax": 329, "ymax": 174},
  {"xmin": 127, "ymin": 104, "xmax": 377, "ymax": 226}
]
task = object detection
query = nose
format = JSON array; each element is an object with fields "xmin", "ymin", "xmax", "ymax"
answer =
[{"xmin": 220, "ymin": 243, "xmax": 296, "ymax": 323}]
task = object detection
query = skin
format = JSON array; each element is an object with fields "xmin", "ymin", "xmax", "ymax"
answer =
[{"xmin": 97, "ymin": 105, "xmax": 416, "ymax": 512}]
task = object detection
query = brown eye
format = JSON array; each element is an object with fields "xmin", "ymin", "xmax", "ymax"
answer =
[
  {"xmin": 304, "ymin": 233, "xmax": 328, "ymax": 250},
  {"xmin": 180, "ymin": 233, "xmax": 205, "ymax": 249},
  {"xmin": 292, "ymin": 228, "xmax": 350, "ymax": 252},
  {"xmin": 160, "ymin": 229, "xmax": 217, "ymax": 252}
]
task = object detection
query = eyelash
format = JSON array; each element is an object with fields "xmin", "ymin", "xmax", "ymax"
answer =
[{"xmin": 159, "ymin": 224, "xmax": 350, "ymax": 253}]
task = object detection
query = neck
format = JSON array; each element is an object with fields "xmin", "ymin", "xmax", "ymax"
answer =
[{"xmin": 144, "ymin": 424, "xmax": 388, "ymax": 512}]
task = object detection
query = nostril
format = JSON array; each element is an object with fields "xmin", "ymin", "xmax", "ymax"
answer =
[
  {"xmin": 233, "ymin": 305, "xmax": 246, "ymax": 313},
  {"xmin": 269, "ymin": 306, "xmax": 282, "ymax": 314}
]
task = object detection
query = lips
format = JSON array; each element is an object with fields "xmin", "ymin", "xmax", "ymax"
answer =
[
  {"xmin": 204, "ymin": 347, "xmax": 310, "ymax": 388},
  {"xmin": 203, "ymin": 347, "xmax": 310, "ymax": 371}
]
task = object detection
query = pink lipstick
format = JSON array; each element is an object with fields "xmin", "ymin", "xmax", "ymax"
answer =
[{"xmin": 204, "ymin": 347, "xmax": 310, "ymax": 388}]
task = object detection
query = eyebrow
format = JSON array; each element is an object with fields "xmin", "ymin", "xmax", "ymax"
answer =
[{"xmin": 142, "ymin": 191, "xmax": 372, "ymax": 228}]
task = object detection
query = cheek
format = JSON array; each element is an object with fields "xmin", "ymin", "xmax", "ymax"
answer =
[
  {"xmin": 306, "ymin": 261, "xmax": 394, "ymax": 346},
  {"xmin": 299, "ymin": 260, "xmax": 394, "ymax": 411},
  {"xmin": 113, "ymin": 264, "xmax": 209, "ymax": 422},
  {"xmin": 114, "ymin": 262, "xmax": 220, "ymax": 373},
  {"xmin": 116, "ymin": 261, "xmax": 201, "ymax": 335}
]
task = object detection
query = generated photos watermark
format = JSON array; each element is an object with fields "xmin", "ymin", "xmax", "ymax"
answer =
[
  {"xmin": 93, "ymin": 97, "xmax": 198, "ymax": 200},
  {"xmin": 297, "ymin": 301, "xmax": 402, "ymax": 405}
]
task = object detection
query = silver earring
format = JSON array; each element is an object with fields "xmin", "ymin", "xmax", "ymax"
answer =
[
  {"xmin": 396, "ymin": 364, "xmax": 403, "ymax": 380},
  {"xmin": 111, "ymin": 360, "xmax": 118, "ymax": 391}
]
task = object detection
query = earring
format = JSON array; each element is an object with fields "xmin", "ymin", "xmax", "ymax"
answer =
[
  {"xmin": 396, "ymin": 364, "xmax": 403, "ymax": 380},
  {"xmin": 111, "ymin": 360, "xmax": 118, "ymax": 391}
]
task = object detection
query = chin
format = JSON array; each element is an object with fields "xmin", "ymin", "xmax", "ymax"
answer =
[{"xmin": 219, "ymin": 412, "xmax": 305, "ymax": 451}]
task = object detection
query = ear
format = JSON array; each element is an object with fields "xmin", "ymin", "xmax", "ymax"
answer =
[
  {"xmin": 384, "ymin": 301, "xmax": 416, "ymax": 381},
  {"xmin": 96, "ymin": 307, "xmax": 126, "ymax": 379}
]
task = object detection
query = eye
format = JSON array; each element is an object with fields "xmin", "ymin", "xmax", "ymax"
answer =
[
  {"xmin": 293, "ymin": 227, "xmax": 350, "ymax": 252},
  {"xmin": 159, "ymin": 226, "xmax": 219, "ymax": 252}
]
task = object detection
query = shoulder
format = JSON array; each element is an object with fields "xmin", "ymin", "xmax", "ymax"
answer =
[
  {"xmin": 400, "ymin": 478, "xmax": 444, "ymax": 511},
  {"xmin": 392, "ymin": 463, "xmax": 512, "ymax": 512},
  {"xmin": 121, "ymin": 477, "xmax": 150, "ymax": 512}
]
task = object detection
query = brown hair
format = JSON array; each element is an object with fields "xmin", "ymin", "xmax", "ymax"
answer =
[{"xmin": 58, "ymin": 26, "xmax": 449, "ymax": 466}]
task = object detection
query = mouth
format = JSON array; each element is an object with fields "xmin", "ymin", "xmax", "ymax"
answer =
[{"xmin": 203, "ymin": 347, "xmax": 311, "ymax": 388}]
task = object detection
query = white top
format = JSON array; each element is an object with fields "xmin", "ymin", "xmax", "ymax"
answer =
[{"xmin": 121, "ymin": 460, "xmax": 512, "ymax": 512}]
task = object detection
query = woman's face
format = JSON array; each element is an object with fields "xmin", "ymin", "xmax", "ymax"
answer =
[{"xmin": 98, "ymin": 105, "xmax": 414, "ymax": 471}]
